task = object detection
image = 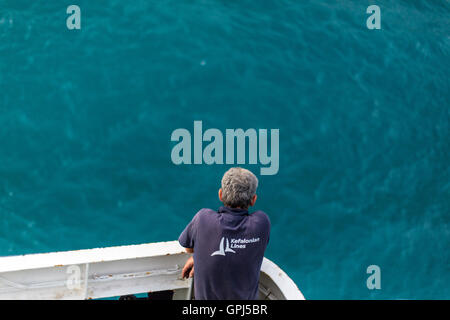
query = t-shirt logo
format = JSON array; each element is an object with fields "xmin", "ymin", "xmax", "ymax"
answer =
[{"xmin": 211, "ymin": 237, "xmax": 236, "ymax": 256}]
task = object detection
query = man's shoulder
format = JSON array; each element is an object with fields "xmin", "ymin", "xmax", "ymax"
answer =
[
  {"xmin": 197, "ymin": 208, "xmax": 217, "ymax": 215},
  {"xmin": 251, "ymin": 210, "xmax": 271, "ymax": 226},
  {"xmin": 193, "ymin": 208, "xmax": 218, "ymax": 220},
  {"xmin": 251, "ymin": 209, "xmax": 269, "ymax": 218}
]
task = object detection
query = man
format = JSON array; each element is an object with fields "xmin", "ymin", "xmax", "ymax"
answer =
[{"xmin": 178, "ymin": 167, "xmax": 271, "ymax": 300}]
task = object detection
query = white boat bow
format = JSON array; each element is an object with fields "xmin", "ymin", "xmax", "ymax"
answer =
[{"xmin": 0, "ymin": 241, "xmax": 304, "ymax": 300}]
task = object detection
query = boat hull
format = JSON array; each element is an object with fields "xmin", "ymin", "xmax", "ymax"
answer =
[{"xmin": 0, "ymin": 241, "xmax": 304, "ymax": 300}]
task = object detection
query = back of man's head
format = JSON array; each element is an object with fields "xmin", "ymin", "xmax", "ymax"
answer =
[{"xmin": 221, "ymin": 167, "xmax": 258, "ymax": 209}]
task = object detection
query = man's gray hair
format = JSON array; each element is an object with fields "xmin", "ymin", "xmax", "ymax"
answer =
[{"xmin": 221, "ymin": 167, "xmax": 258, "ymax": 209}]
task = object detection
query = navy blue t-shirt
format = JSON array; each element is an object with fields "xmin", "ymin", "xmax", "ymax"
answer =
[{"xmin": 178, "ymin": 206, "xmax": 271, "ymax": 300}]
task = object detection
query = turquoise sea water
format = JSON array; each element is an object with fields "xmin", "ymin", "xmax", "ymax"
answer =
[{"xmin": 0, "ymin": 1, "xmax": 449, "ymax": 299}]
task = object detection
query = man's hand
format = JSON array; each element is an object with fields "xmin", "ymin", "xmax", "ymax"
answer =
[{"xmin": 182, "ymin": 256, "xmax": 194, "ymax": 279}]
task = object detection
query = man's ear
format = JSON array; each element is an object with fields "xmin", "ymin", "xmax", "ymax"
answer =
[
  {"xmin": 250, "ymin": 194, "xmax": 257, "ymax": 206},
  {"xmin": 218, "ymin": 188, "xmax": 223, "ymax": 202}
]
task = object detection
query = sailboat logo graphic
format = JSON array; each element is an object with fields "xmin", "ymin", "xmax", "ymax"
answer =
[{"xmin": 211, "ymin": 237, "xmax": 236, "ymax": 256}]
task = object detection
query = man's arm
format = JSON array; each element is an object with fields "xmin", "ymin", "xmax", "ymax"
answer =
[
  {"xmin": 182, "ymin": 248, "xmax": 194, "ymax": 278},
  {"xmin": 179, "ymin": 212, "xmax": 200, "ymax": 279}
]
